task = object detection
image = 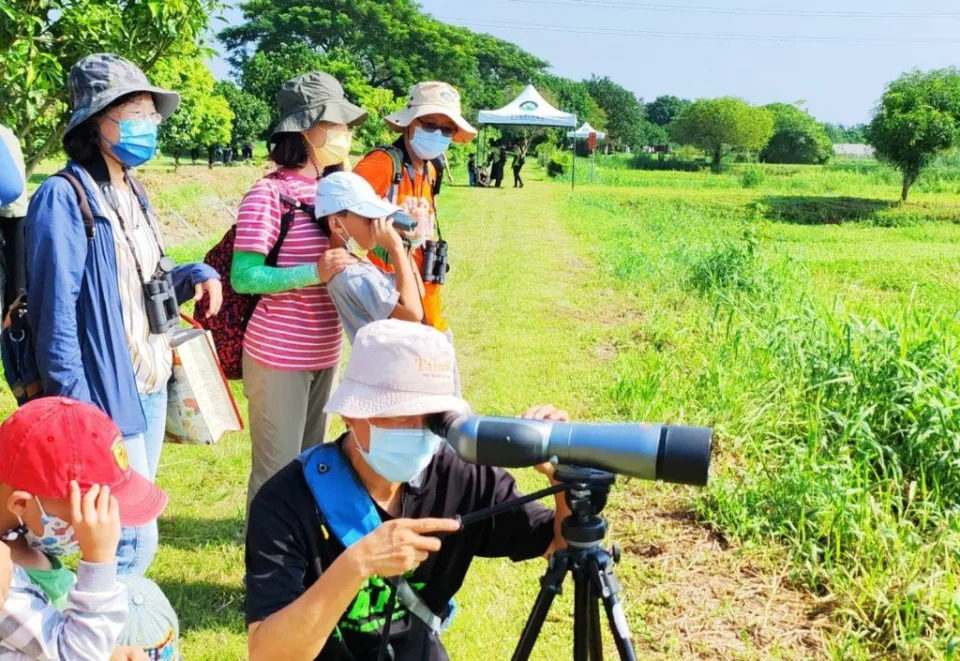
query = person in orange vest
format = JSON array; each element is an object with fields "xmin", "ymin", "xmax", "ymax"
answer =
[{"xmin": 352, "ymin": 82, "xmax": 476, "ymax": 341}]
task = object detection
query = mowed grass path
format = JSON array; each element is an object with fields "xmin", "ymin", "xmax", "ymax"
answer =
[{"xmin": 150, "ymin": 165, "xmax": 825, "ymax": 659}]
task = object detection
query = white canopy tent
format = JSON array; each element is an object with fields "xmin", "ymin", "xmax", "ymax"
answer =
[
  {"xmin": 567, "ymin": 122, "xmax": 606, "ymax": 140},
  {"xmin": 476, "ymin": 85, "xmax": 579, "ymax": 188}
]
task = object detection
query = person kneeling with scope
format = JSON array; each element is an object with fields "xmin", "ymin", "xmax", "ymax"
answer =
[{"xmin": 245, "ymin": 319, "xmax": 572, "ymax": 661}]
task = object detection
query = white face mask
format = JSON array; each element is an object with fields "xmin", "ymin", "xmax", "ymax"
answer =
[{"xmin": 23, "ymin": 499, "xmax": 81, "ymax": 557}]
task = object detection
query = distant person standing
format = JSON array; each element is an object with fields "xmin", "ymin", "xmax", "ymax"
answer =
[
  {"xmin": 468, "ymin": 153, "xmax": 477, "ymax": 186},
  {"xmin": 512, "ymin": 139, "xmax": 528, "ymax": 189},
  {"xmin": 190, "ymin": 146, "xmax": 200, "ymax": 163},
  {"xmin": 207, "ymin": 143, "xmax": 216, "ymax": 169},
  {"xmin": 492, "ymin": 142, "xmax": 507, "ymax": 188}
]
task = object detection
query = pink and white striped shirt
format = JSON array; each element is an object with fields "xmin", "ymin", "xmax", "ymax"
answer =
[{"xmin": 234, "ymin": 170, "xmax": 342, "ymax": 371}]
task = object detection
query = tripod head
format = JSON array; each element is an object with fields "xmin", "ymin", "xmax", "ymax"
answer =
[{"xmin": 554, "ymin": 466, "xmax": 616, "ymax": 549}]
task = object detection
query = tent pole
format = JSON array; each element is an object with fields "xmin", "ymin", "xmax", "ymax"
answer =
[{"xmin": 571, "ymin": 135, "xmax": 576, "ymax": 191}]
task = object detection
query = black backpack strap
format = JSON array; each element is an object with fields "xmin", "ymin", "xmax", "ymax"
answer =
[
  {"xmin": 268, "ymin": 194, "xmax": 311, "ymax": 267},
  {"xmin": 50, "ymin": 171, "xmax": 95, "ymax": 240}
]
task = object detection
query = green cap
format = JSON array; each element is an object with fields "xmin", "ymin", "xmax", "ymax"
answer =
[{"xmin": 271, "ymin": 72, "xmax": 367, "ymax": 138}]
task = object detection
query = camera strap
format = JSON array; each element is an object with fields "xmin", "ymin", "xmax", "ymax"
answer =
[
  {"xmin": 298, "ymin": 443, "xmax": 455, "ymax": 636},
  {"xmin": 101, "ymin": 172, "xmax": 166, "ymax": 285}
]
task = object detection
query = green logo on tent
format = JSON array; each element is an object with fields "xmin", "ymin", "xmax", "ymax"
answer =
[{"xmin": 520, "ymin": 101, "xmax": 538, "ymax": 112}]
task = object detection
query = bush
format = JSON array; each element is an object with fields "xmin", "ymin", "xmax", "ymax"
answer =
[
  {"xmin": 739, "ymin": 165, "xmax": 765, "ymax": 188},
  {"xmin": 546, "ymin": 151, "xmax": 571, "ymax": 178},
  {"xmin": 687, "ymin": 229, "xmax": 762, "ymax": 294},
  {"xmin": 629, "ymin": 154, "xmax": 702, "ymax": 172}
]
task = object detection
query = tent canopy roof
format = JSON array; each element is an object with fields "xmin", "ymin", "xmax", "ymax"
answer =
[
  {"xmin": 568, "ymin": 122, "xmax": 606, "ymax": 139},
  {"xmin": 477, "ymin": 85, "xmax": 577, "ymax": 128}
]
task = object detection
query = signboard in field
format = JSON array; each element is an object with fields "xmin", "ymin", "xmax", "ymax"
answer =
[{"xmin": 587, "ymin": 132, "xmax": 597, "ymax": 151}]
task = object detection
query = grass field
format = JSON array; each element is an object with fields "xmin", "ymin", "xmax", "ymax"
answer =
[{"xmin": 11, "ymin": 153, "xmax": 960, "ymax": 659}]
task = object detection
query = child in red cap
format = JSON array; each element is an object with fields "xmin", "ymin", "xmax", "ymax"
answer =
[{"xmin": 0, "ymin": 397, "xmax": 168, "ymax": 660}]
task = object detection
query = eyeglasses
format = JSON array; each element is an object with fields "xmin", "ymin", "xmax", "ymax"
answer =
[
  {"xmin": 418, "ymin": 121, "xmax": 456, "ymax": 138},
  {"xmin": 107, "ymin": 111, "xmax": 163, "ymax": 126}
]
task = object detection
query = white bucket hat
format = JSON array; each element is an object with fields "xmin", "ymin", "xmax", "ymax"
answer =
[
  {"xmin": 385, "ymin": 81, "xmax": 478, "ymax": 144},
  {"xmin": 324, "ymin": 319, "xmax": 470, "ymax": 419},
  {"xmin": 316, "ymin": 171, "xmax": 400, "ymax": 219}
]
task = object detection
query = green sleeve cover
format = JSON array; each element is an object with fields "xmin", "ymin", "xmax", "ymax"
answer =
[{"xmin": 231, "ymin": 250, "xmax": 321, "ymax": 295}]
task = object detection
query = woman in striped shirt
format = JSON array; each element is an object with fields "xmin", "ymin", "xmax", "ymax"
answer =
[{"xmin": 231, "ymin": 72, "xmax": 365, "ymax": 508}]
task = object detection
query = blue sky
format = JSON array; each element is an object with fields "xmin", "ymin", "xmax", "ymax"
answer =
[{"xmin": 210, "ymin": 0, "xmax": 960, "ymax": 126}]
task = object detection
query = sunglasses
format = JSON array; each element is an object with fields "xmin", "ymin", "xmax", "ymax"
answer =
[{"xmin": 418, "ymin": 121, "xmax": 457, "ymax": 138}]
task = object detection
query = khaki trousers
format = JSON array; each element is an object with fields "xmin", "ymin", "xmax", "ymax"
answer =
[{"xmin": 243, "ymin": 351, "xmax": 337, "ymax": 509}]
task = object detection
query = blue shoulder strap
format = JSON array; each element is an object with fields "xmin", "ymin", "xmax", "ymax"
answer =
[
  {"xmin": 298, "ymin": 443, "xmax": 456, "ymax": 633},
  {"xmin": 300, "ymin": 443, "xmax": 382, "ymax": 547}
]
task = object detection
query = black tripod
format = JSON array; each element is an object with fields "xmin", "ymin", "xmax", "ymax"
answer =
[
  {"xmin": 457, "ymin": 465, "xmax": 638, "ymax": 660},
  {"xmin": 512, "ymin": 466, "xmax": 637, "ymax": 661}
]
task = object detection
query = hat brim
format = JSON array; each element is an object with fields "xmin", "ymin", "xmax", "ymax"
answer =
[
  {"xmin": 385, "ymin": 105, "xmax": 477, "ymax": 144},
  {"xmin": 323, "ymin": 376, "xmax": 470, "ymax": 419},
  {"xmin": 271, "ymin": 100, "xmax": 368, "ymax": 138},
  {"xmin": 110, "ymin": 469, "xmax": 168, "ymax": 527},
  {"xmin": 65, "ymin": 86, "xmax": 180, "ymax": 137},
  {"xmin": 348, "ymin": 199, "xmax": 401, "ymax": 219}
]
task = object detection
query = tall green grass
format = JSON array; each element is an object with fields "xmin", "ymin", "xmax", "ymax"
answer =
[{"xmin": 561, "ymin": 170, "xmax": 960, "ymax": 659}]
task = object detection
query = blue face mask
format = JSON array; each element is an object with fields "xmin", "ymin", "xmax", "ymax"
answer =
[
  {"xmin": 410, "ymin": 126, "xmax": 453, "ymax": 161},
  {"xmin": 105, "ymin": 117, "xmax": 158, "ymax": 167},
  {"xmin": 356, "ymin": 424, "xmax": 442, "ymax": 483}
]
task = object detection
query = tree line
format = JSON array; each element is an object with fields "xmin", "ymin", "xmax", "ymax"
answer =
[{"xmin": 2, "ymin": 0, "xmax": 954, "ymax": 198}]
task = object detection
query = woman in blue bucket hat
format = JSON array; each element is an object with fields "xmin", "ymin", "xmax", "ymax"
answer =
[{"xmin": 20, "ymin": 53, "xmax": 223, "ymax": 575}]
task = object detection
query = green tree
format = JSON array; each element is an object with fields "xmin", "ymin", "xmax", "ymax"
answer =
[
  {"xmin": 669, "ymin": 97, "xmax": 774, "ymax": 172},
  {"xmin": 584, "ymin": 75, "xmax": 645, "ymax": 151},
  {"xmin": 0, "ymin": 0, "xmax": 222, "ymax": 173},
  {"xmin": 760, "ymin": 103, "xmax": 832, "ymax": 164},
  {"xmin": 214, "ymin": 80, "xmax": 272, "ymax": 146},
  {"xmin": 151, "ymin": 55, "xmax": 233, "ymax": 165},
  {"xmin": 646, "ymin": 95, "xmax": 691, "ymax": 127},
  {"xmin": 537, "ymin": 74, "xmax": 606, "ymax": 130},
  {"xmin": 867, "ymin": 68, "xmax": 960, "ymax": 201},
  {"xmin": 221, "ymin": 0, "xmax": 546, "ymax": 114},
  {"xmin": 638, "ymin": 119, "xmax": 669, "ymax": 147},
  {"xmin": 823, "ymin": 122, "xmax": 867, "ymax": 143}
]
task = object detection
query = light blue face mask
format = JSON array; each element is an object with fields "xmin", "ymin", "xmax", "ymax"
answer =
[
  {"xmin": 410, "ymin": 126, "xmax": 452, "ymax": 161},
  {"xmin": 104, "ymin": 117, "xmax": 158, "ymax": 167},
  {"xmin": 356, "ymin": 424, "xmax": 442, "ymax": 483}
]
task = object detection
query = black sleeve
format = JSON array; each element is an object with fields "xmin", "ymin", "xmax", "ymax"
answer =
[
  {"xmin": 474, "ymin": 466, "xmax": 555, "ymax": 561},
  {"xmin": 244, "ymin": 476, "xmax": 315, "ymax": 625}
]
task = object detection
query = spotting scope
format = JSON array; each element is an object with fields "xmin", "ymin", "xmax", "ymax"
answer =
[{"xmin": 428, "ymin": 413, "xmax": 712, "ymax": 486}]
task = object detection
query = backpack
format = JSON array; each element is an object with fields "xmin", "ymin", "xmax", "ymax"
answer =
[
  {"xmin": 1, "ymin": 170, "xmax": 95, "ymax": 405},
  {"xmin": 193, "ymin": 192, "xmax": 310, "ymax": 380}
]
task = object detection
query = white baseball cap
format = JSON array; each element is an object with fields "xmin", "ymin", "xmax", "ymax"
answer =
[
  {"xmin": 316, "ymin": 171, "xmax": 400, "ymax": 219},
  {"xmin": 324, "ymin": 319, "xmax": 470, "ymax": 419}
]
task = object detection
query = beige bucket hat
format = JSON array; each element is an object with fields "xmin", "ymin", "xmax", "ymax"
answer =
[
  {"xmin": 324, "ymin": 319, "xmax": 470, "ymax": 419},
  {"xmin": 385, "ymin": 82, "xmax": 477, "ymax": 144}
]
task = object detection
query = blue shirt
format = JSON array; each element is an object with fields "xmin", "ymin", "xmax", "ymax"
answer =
[{"xmin": 25, "ymin": 161, "xmax": 219, "ymax": 435}]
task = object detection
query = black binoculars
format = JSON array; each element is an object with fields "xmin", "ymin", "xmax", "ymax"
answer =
[
  {"xmin": 143, "ymin": 256, "xmax": 180, "ymax": 335},
  {"xmin": 421, "ymin": 240, "xmax": 449, "ymax": 285}
]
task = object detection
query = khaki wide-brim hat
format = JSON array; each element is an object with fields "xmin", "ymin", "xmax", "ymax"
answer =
[
  {"xmin": 270, "ymin": 71, "xmax": 367, "ymax": 139},
  {"xmin": 385, "ymin": 81, "xmax": 477, "ymax": 144},
  {"xmin": 324, "ymin": 319, "xmax": 470, "ymax": 419}
]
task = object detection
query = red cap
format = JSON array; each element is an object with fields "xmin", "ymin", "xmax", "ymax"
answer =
[{"xmin": 0, "ymin": 397, "xmax": 168, "ymax": 527}]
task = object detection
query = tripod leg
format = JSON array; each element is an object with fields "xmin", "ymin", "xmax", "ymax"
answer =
[
  {"xmin": 573, "ymin": 567, "xmax": 591, "ymax": 661},
  {"xmin": 593, "ymin": 557, "xmax": 638, "ymax": 661},
  {"xmin": 512, "ymin": 553, "xmax": 569, "ymax": 661},
  {"xmin": 588, "ymin": 589, "xmax": 603, "ymax": 660}
]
